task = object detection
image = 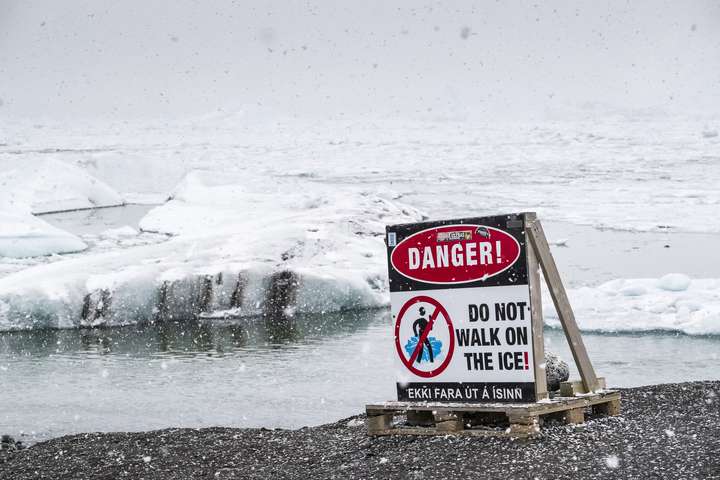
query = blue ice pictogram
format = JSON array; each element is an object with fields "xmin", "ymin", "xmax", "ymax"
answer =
[{"xmin": 404, "ymin": 336, "xmax": 443, "ymax": 363}]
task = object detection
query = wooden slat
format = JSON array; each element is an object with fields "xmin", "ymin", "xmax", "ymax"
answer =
[
  {"xmin": 525, "ymin": 218, "xmax": 600, "ymax": 393},
  {"xmin": 564, "ymin": 408, "xmax": 585, "ymax": 424},
  {"xmin": 366, "ymin": 391, "xmax": 620, "ymax": 416},
  {"xmin": 524, "ymin": 212, "xmax": 548, "ymax": 401},
  {"xmin": 370, "ymin": 428, "xmax": 511, "ymax": 438},
  {"xmin": 366, "ymin": 391, "xmax": 621, "ymax": 437},
  {"xmin": 560, "ymin": 377, "xmax": 607, "ymax": 397},
  {"xmin": 366, "ymin": 413, "xmax": 393, "ymax": 432},
  {"xmin": 593, "ymin": 398, "xmax": 621, "ymax": 416}
]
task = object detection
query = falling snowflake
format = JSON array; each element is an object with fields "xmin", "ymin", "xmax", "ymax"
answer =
[{"xmin": 605, "ymin": 455, "xmax": 620, "ymax": 469}]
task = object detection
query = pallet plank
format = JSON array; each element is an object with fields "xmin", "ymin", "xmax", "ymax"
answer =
[
  {"xmin": 593, "ymin": 398, "xmax": 621, "ymax": 416},
  {"xmin": 366, "ymin": 391, "xmax": 621, "ymax": 437},
  {"xmin": 560, "ymin": 377, "xmax": 607, "ymax": 397},
  {"xmin": 366, "ymin": 413, "xmax": 393, "ymax": 433},
  {"xmin": 564, "ymin": 408, "xmax": 585, "ymax": 424}
]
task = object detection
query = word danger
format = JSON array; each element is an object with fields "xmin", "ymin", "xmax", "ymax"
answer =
[{"xmin": 407, "ymin": 241, "xmax": 503, "ymax": 270}]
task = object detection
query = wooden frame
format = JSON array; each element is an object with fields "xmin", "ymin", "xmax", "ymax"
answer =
[
  {"xmin": 367, "ymin": 212, "xmax": 613, "ymax": 437},
  {"xmin": 367, "ymin": 391, "xmax": 621, "ymax": 438},
  {"xmin": 523, "ymin": 212, "xmax": 600, "ymax": 393},
  {"xmin": 524, "ymin": 212, "xmax": 549, "ymax": 401}
]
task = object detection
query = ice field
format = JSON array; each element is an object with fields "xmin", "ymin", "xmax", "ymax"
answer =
[{"xmin": 0, "ymin": 114, "xmax": 719, "ymax": 334}]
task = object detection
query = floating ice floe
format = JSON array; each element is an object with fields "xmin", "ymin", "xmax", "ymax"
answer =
[
  {"xmin": 0, "ymin": 170, "xmax": 424, "ymax": 330},
  {"xmin": 0, "ymin": 158, "xmax": 124, "ymax": 214},
  {"xmin": 544, "ymin": 274, "xmax": 720, "ymax": 335},
  {"xmin": 0, "ymin": 211, "xmax": 87, "ymax": 258},
  {"xmin": 0, "ymin": 158, "xmax": 126, "ymax": 259}
]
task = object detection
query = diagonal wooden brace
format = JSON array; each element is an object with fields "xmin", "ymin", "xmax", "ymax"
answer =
[{"xmin": 525, "ymin": 217, "xmax": 600, "ymax": 393}]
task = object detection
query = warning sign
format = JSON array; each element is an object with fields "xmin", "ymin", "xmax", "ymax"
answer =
[{"xmin": 387, "ymin": 214, "xmax": 537, "ymax": 403}]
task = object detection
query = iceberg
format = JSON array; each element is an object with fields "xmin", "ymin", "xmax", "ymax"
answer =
[
  {"xmin": 543, "ymin": 275, "xmax": 720, "ymax": 336},
  {"xmin": 0, "ymin": 211, "xmax": 87, "ymax": 258},
  {"xmin": 0, "ymin": 170, "xmax": 424, "ymax": 330},
  {"xmin": 0, "ymin": 158, "xmax": 124, "ymax": 214}
]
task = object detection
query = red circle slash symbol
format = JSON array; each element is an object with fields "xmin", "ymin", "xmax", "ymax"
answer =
[{"xmin": 394, "ymin": 295, "xmax": 455, "ymax": 378}]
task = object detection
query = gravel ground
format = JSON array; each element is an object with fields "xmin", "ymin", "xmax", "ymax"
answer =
[{"xmin": 2, "ymin": 381, "xmax": 719, "ymax": 480}]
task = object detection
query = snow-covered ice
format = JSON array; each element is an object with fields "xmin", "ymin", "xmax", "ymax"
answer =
[
  {"xmin": 0, "ymin": 158, "xmax": 124, "ymax": 258},
  {"xmin": 0, "ymin": 168, "xmax": 423, "ymax": 330},
  {"xmin": 544, "ymin": 274, "xmax": 720, "ymax": 335},
  {"xmin": 0, "ymin": 211, "xmax": 87, "ymax": 258},
  {"xmin": 0, "ymin": 158, "xmax": 124, "ymax": 214},
  {"xmin": 0, "ymin": 115, "xmax": 719, "ymax": 332}
]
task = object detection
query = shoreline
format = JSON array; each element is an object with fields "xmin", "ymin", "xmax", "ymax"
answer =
[{"xmin": 2, "ymin": 381, "xmax": 718, "ymax": 480}]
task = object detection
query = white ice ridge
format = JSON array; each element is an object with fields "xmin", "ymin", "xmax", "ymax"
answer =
[
  {"xmin": 0, "ymin": 171, "xmax": 424, "ymax": 330},
  {"xmin": 0, "ymin": 158, "xmax": 124, "ymax": 258},
  {"xmin": 0, "ymin": 211, "xmax": 88, "ymax": 258},
  {"xmin": 0, "ymin": 158, "xmax": 124, "ymax": 214},
  {"xmin": 7, "ymin": 115, "xmax": 715, "ymax": 234},
  {"xmin": 543, "ymin": 274, "xmax": 720, "ymax": 336}
]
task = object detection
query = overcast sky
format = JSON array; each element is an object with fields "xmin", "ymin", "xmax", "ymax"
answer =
[{"xmin": 1, "ymin": 0, "xmax": 718, "ymax": 120}]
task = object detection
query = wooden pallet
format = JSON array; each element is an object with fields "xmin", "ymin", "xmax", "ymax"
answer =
[{"xmin": 366, "ymin": 390, "xmax": 620, "ymax": 438}]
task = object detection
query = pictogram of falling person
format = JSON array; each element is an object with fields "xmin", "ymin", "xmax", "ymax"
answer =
[{"xmin": 412, "ymin": 306, "xmax": 434, "ymax": 363}]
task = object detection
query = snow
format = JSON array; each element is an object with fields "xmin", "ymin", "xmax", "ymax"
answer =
[
  {"xmin": 0, "ymin": 115, "xmax": 719, "ymax": 331},
  {"xmin": 3, "ymin": 115, "xmax": 720, "ymax": 233},
  {"xmin": 0, "ymin": 169, "xmax": 423, "ymax": 330},
  {"xmin": 604, "ymin": 455, "xmax": 620, "ymax": 469},
  {"xmin": 0, "ymin": 211, "xmax": 87, "ymax": 258},
  {"xmin": 0, "ymin": 158, "xmax": 124, "ymax": 214},
  {"xmin": 657, "ymin": 273, "xmax": 692, "ymax": 292},
  {"xmin": 0, "ymin": 158, "xmax": 124, "ymax": 258},
  {"xmin": 100, "ymin": 226, "xmax": 138, "ymax": 238},
  {"xmin": 544, "ymin": 276, "xmax": 720, "ymax": 335}
]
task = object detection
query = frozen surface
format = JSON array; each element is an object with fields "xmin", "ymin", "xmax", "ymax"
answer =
[
  {"xmin": 544, "ymin": 274, "xmax": 720, "ymax": 335},
  {"xmin": 2, "ymin": 115, "xmax": 719, "ymax": 232},
  {"xmin": 0, "ymin": 158, "xmax": 125, "ymax": 258},
  {"xmin": 0, "ymin": 169, "xmax": 422, "ymax": 330},
  {"xmin": 0, "ymin": 211, "xmax": 87, "ymax": 258},
  {"xmin": 0, "ymin": 158, "xmax": 124, "ymax": 214},
  {"xmin": 0, "ymin": 115, "xmax": 719, "ymax": 330}
]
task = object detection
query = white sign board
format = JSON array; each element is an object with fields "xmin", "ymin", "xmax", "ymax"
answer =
[{"xmin": 386, "ymin": 214, "xmax": 537, "ymax": 402}]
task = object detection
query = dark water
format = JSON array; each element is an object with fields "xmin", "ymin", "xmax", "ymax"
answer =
[{"xmin": 2, "ymin": 309, "xmax": 719, "ymax": 445}]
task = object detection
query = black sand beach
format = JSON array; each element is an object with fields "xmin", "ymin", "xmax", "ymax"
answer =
[{"xmin": 2, "ymin": 381, "xmax": 718, "ymax": 480}]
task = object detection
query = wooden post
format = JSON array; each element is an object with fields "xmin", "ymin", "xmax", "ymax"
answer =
[
  {"xmin": 524, "ymin": 213, "xmax": 548, "ymax": 401},
  {"xmin": 525, "ymin": 217, "xmax": 600, "ymax": 393},
  {"xmin": 507, "ymin": 414, "xmax": 540, "ymax": 437},
  {"xmin": 594, "ymin": 398, "xmax": 621, "ymax": 416},
  {"xmin": 433, "ymin": 411, "xmax": 464, "ymax": 432},
  {"xmin": 366, "ymin": 413, "xmax": 393, "ymax": 433},
  {"xmin": 564, "ymin": 407, "xmax": 585, "ymax": 425}
]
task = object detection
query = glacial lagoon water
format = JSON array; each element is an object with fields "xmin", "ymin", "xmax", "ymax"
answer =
[
  {"xmin": 1, "ymin": 313, "xmax": 719, "ymax": 445},
  {"xmin": 1, "ymin": 207, "xmax": 719, "ymax": 444}
]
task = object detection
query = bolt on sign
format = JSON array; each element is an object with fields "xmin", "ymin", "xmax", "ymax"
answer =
[{"xmin": 386, "ymin": 213, "xmax": 539, "ymax": 403}]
